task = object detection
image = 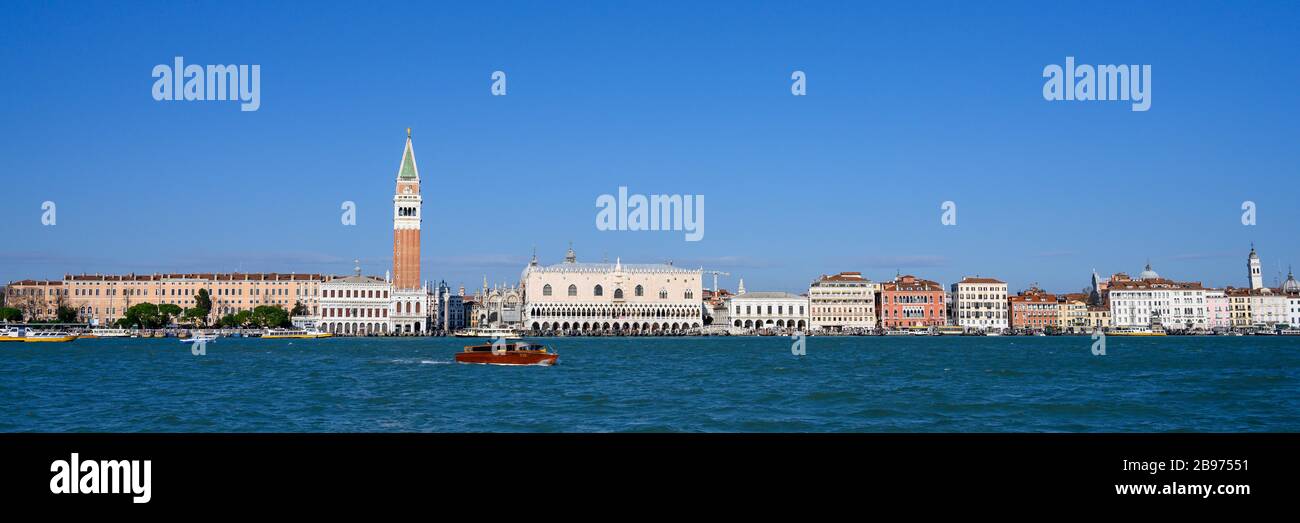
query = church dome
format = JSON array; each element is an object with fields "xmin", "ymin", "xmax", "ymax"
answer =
[
  {"xmin": 1284, "ymin": 268, "xmax": 1300, "ymax": 293},
  {"xmin": 1139, "ymin": 262, "xmax": 1160, "ymax": 280}
]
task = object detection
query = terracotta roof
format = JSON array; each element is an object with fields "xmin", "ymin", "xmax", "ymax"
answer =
[
  {"xmin": 1108, "ymin": 278, "xmax": 1203, "ymax": 291},
  {"xmin": 817, "ymin": 272, "xmax": 867, "ymax": 282},
  {"xmin": 7, "ymin": 279, "xmax": 62, "ymax": 286},
  {"xmin": 882, "ymin": 275, "xmax": 942, "ymax": 292},
  {"xmin": 957, "ymin": 276, "xmax": 1005, "ymax": 284},
  {"xmin": 60, "ymin": 272, "xmax": 326, "ymax": 282},
  {"xmin": 1009, "ymin": 292, "xmax": 1056, "ymax": 304}
]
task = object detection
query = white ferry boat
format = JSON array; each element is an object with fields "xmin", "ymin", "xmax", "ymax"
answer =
[
  {"xmin": 454, "ymin": 326, "xmax": 523, "ymax": 340},
  {"xmin": 90, "ymin": 328, "xmax": 132, "ymax": 338},
  {"xmin": 262, "ymin": 328, "xmax": 333, "ymax": 339},
  {"xmin": 1108, "ymin": 326, "xmax": 1167, "ymax": 337},
  {"xmin": 24, "ymin": 330, "xmax": 78, "ymax": 343}
]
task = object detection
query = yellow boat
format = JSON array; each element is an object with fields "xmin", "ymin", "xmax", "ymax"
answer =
[
  {"xmin": 24, "ymin": 330, "xmax": 78, "ymax": 343},
  {"xmin": 262, "ymin": 328, "xmax": 333, "ymax": 339}
]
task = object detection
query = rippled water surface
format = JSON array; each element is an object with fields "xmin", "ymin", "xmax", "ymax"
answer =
[{"xmin": 2, "ymin": 336, "xmax": 1297, "ymax": 432}]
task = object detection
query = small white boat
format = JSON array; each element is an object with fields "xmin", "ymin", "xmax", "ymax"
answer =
[
  {"xmin": 180, "ymin": 334, "xmax": 218, "ymax": 344},
  {"xmin": 90, "ymin": 328, "xmax": 132, "ymax": 338},
  {"xmin": 0, "ymin": 326, "xmax": 27, "ymax": 342},
  {"xmin": 454, "ymin": 326, "xmax": 523, "ymax": 340}
]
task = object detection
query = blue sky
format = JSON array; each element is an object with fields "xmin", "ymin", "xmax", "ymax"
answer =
[{"xmin": 1, "ymin": 0, "xmax": 1298, "ymax": 294}]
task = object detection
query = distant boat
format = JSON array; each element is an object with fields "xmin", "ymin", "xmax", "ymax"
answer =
[
  {"xmin": 455, "ymin": 341, "xmax": 557, "ymax": 366},
  {"xmin": 24, "ymin": 330, "xmax": 78, "ymax": 343},
  {"xmin": 181, "ymin": 331, "xmax": 218, "ymax": 343},
  {"xmin": 1108, "ymin": 326, "xmax": 1166, "ymax": 337},
  {"xmin": 262, "ymin": 328, "xmax": 332, "ymax": 339},
  {"xmin": 88, "ymin": 328, "xmax": 132, "ymax": 339},
  {"xmin": 453, "ymin": 326, "xmax": 522, "ymax": 340}
]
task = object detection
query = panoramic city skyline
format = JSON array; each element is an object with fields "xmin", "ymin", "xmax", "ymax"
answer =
[{"xmin": 2, "ymin": 1, "xmax": 1298, "ymax": 293}]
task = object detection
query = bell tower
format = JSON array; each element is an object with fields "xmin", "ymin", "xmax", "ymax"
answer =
[
  {"xmin": 1248, "ymin": 243, "xmax": 1263, "ymax": 290},
  {"xmin": 393, "ymin": 128, "xmax": 422, "ymax": 290}
]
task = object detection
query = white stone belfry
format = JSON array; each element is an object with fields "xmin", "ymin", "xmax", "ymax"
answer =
[{"xmin": 1249, "ymin": 244, "xmax": 1264, "ymax": 290}]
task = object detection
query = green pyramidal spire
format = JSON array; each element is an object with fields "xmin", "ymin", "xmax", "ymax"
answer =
[{"xmin": 397, "ymin": 127, "xmax": 419, "ymax": 180}]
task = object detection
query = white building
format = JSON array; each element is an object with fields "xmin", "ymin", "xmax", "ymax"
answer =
[
  {"xmin": 436, "ymin": 281, "xmax": 466, "ymax": 333},
  {"xmin": 319, "ymin": 263, "xmax": 394, "ymax": 335},
  {"xmin": 1107, "ymin": 264, "xmax": 1207, "ymax": 331},
  {"xmin": 728, "ymin": 288, "xmax": 808, "ymax": 331},
  {"xmin": 522, "ymin": 247, "xmax": 703, "ymax": 334},
  {"xmin": 950, "ymin": 276, "xmax": 1008, "ymax": 333},
  {"xmin": 808, "ymin": 272, "xmax": 877, "ymax": 332},
  {"xmin": 1248, "ymin": 291, "xmax": 1288, "ymax": 327}
]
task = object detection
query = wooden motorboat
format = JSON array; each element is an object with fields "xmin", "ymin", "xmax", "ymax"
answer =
[{"xmin": 455, "ymin": 341, "xmax": 557, "ymax": 366}]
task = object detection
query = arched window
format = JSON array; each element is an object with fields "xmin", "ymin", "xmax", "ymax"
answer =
[
  {"xmin": 658, "ymin": 289, "xmax": 668, "ymax": 299},
  {"xmin": 594, "ymin": 285, "xmax": 603, "ymax": 297},
  {"xmin": 635, "ymin": 285, "xmax": 644, "ymax": 297},
  {"xmin": 543, "ymin": 284, "xmax": 552, "ymax": 296},
  {"xmin": 614, "ymin": 288, "xmax": 624, "ymax": 299},
  {"xmin": 568, "ymin": 284, "xmax": 577, "ymax": 297},
  {"xmin": 684, "ymin": 289, "xmax": 694, "ymax": 299}
]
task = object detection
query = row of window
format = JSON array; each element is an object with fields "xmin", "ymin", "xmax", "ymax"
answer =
[
  {"xmin": 733, "ymin": 305, "xmax": 806, "ymax": 315},
  {"xmin": 324, "ymin": 289, "xmax": 389, "ymax": 299},
  {"xmin": 541, "ymin": 284, "xmax": 694, "ymax": 300}
]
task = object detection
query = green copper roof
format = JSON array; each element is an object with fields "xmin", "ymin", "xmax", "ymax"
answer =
[{"xmin": 397, "ymin": 138, "xmax": 418, "ymax": 180}]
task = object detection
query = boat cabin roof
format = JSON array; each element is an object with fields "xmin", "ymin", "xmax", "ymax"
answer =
[{"xmin": 464, "ymin": 342, "xmax": 545, "ymax": 352}]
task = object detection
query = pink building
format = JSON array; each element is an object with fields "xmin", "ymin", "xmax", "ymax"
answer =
[{"xmin": 1205, "ymin": 289, "xmax": 1231, "ymax": 330}]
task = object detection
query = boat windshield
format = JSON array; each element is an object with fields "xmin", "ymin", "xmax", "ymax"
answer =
[{"xmin": 467, "ymin": 343, "xmax": 543, "ymax": 352}]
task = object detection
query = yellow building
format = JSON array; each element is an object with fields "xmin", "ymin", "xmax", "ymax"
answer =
[
  {"xmin": 1056, "ymin": 294, "xmax": 1089, "ymax": 333},
  {"xmin": 1085, "ymin": 305, "xmax": 1111, "ymax": 332}
]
